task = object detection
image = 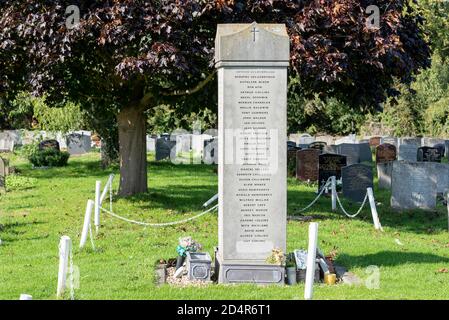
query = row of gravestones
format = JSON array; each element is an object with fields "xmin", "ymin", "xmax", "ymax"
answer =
[
  {"xmin": 376, "ymin": 143, "xmax": 447, "ymax": 164},
  {"xmin": 0, "ymin": 130, "xmax": 92, "ymax": 155},
  {"xmin": 295, "ymin": 150, "xmax": 372, "ymax": 202},
  {"xmin": 296, "ymin": 149, "xmax": 449, "ymax": 210},
  {"xmin": 154, "ymin": 135, "xmax": 218, "ymax": 164}
]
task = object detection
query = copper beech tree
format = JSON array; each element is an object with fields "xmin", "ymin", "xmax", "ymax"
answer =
[{"xmin": 0, "ymin": 0, "xmax": 430, "ymax": 196}]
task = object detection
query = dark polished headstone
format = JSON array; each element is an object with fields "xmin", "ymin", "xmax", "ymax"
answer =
[
  {"xmin": 155, "ymin": 137, "xmax": 176, "ymax": 161},
  {"xmin": 376, "ymin": 143, "xmax": 397, "ymax": 163},
  {"xmin": 318, "ymin": 153, "xmax": 347, "ymax": 192},
  {"xmin": 417, "ymin": 147, "xmax": 442, "ymax": 163},
  {"xmin": 296, "ymin": 149, "xmax": 320, "ymax": 181},
  {"xmin": 342, "ymin": 164, "xmax": 373, "ymax": 202},
  {"xmin": 358, "ymin": 143, "xmax": 372, "ymax": 163},
  {"xmin": 39, "ymin": 139, "xmax": 60, "ymax": 151}
]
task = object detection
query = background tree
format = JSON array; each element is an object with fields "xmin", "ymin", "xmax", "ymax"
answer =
[{"xmin": 0, "ymin": 0, "xmax": 430, "ymax": 196}]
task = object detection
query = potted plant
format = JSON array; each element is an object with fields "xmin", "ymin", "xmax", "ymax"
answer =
[{"xmin": 285, "ymin": 253, "xmax": 297, "ymax": 285}]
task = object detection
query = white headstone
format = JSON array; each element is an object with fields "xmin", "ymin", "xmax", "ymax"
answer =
[{"xmin": 215, "ymin": 23, "xmax": 289, "ymax": 284}]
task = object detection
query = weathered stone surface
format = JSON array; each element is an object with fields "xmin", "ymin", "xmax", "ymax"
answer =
[
  {"xmin": 215, "ymin": 23, "xmax": 289, "ymax": 284},
  {"xmin": 0, "ymin": 157, "xmax": 6, "ymax": 191},
  {"xmin": 377, "ymin": 161, "xmax": 393, "ymax": 190},
  {"xmin": 398, "ymin": 138, "xmax": 420, "ymax": 162},
  {"xmin": 296, "ymin": 149, "xmax": 320, "ymax": 181},
  {"xmin": 338, "ymin": 143, "xmax": 360, "ymax": 165},
  {"xmin": 422, "ymin": 162, "xmax": 449, "ymax": 195},
  {"xmin": 376, "ymin": 143, "xmax": 397, "ymax": 163},
  {"xmin": 391, "ymin": 161, "xmax": 437, "ymax": 211},
  {"xmin": 342, "ymin": 164, "xmax": 373, "ymax": 202},
  {"xmin": 318, "ymin": 153, "xmax": 347, "ymax": 191},
  {"xmin": 66, "ymin": 133, "xmax": 91, "ymax": 155}
]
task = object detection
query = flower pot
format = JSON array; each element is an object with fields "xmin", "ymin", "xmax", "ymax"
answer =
[{"xmin": 286, "ymin": 267, "xmax": 297, "ymax": 285}]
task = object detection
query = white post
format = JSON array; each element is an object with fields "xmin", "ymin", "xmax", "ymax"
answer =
[
  {"xmin": 367, "ymin": 187, "xmax": 382, "ymax": 231},
  {"xmin": 57, "ymin": 236, "xmax": 71, "ymax": 299},
  {"xmin": 203, "ymin": 193, "xmax": 218, "ymax": 208},
  {"xmin": 94, "ymin": 181, "xmax": 101, "ymax": 233},
  {"xmin": 331, "ymin": 176, "xmax": 337, "ymax": 212},
  {"xmin": 304, "ymin": 222, "xmax": 318, "ymax": 300},
  {"xmin": 80, "ymin": 200, "xmax": 94, "ymax": 249},
  {"xmin": 19, "ymin": 294, "xmax": 32, "ymax": 300},
  {"xmin": 100, "ymin": 174, "xmax": 114, "ymax": 204}
]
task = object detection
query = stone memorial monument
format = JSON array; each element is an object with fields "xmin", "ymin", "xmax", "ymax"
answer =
[{"xmin": 215, "ymin": 23, "xmax": 289, "ymax": 284}]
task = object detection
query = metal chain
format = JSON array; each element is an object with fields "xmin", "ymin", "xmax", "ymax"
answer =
[
  {"xmin": 109, "ymin": 177, "xmax": 113, "ymax": 212},
  {"xmin": 99, "ymin": 204, "xmax": 218, "ymax": 227},
  {"xmin": 336, "ymin": 191, "xmax": 368, "ymax": 218},
  {"xmin": 297, "ymin": 177, "xmax": 332, "ymax": 213}
]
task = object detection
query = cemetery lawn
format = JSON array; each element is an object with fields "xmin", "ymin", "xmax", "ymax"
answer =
[{"xmin": 1, "ymin": 152, "xmax": 449, "ymax": 300}]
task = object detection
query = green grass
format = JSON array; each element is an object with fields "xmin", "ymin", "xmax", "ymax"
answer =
[{"xmin": 1, "ymin": 152, "xmax": 449, "ymax": 300}]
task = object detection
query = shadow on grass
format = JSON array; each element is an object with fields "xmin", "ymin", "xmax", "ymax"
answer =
[
  {"xmin": 0, "ymin": 221, "xmax": 47, "ymax": 244},
  {"xmin": 337, "ymin": 251, "xmax": 449, "ymax": 268}
]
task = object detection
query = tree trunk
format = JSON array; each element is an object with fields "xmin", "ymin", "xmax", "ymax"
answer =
[{"xmin": 117, "ymin": 105, "xmax": 148, "ymax": 196}]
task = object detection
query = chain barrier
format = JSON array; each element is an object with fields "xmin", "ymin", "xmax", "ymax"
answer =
[
  {"xmin": 336, "ymin": 190, "xmax": 368, "ymax": 218},
  {"xmin": 100, "ymin": 204, "xmax": 218, "ymax": 227},
  {"xmin": 296, "ymin": 177, "xmax": 333, "ymax": 213}
]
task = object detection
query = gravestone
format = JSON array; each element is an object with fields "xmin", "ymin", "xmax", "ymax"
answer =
[
  {"xmin": 342, "ymin": 164, "xmax": 373, "ymax": 202},
  {"xmin": 215, "ymin": 23, "xmax": 289, "ymax": 284},
  {"xmin": 369, "ymin": 136, "xmax": 381, "ymax": 147},
  {"xmin": 398, "ymin": 138, "xmax": 420, "ymax": 161},
  {"xmin": 422, "ymin": 162, "xmax": 449, "ymax": 195},
  {"xmin": 66, "ymin": 133, "xmax": 91, "ymax": 155},
  {"xmin": 39, "ymin": 139, "xmax": 60, "ymax": 151},
  {"xmin": 417, "ymin": 147, "xmax": 442, "ymax": 163},
  {"xmin": 338, "ymin": 143, "xmax": 359, "ymax": 165},
  {"xmin": 298, "ymin": 134, "xmax": 315, "ymax": 146},
  {"xmin": 296, "ymin": 149, "xmax": 320, "ymax": 182},
  {"xmin": 318, "ymin": 153, "xmax": 347, "ymax": 192},
  {"xmin": 391, "ymin": 161, "xmax": 437, "ymax": 211},
  {"xmin": 146, "ymin": 135, "xmax": 156, "ymax": 152},
  {"xmin": 155, "ymin": 136, "xmax": 176, "ymax": 161},
  {"xmin": 358, "ymin": 143, "xmax": 372, "ymax": 163},
  {"xmin": 376, "ymin": 143, "xmax": 397, "ymax": 163},
  {"xmin": 315, "ymin": 135, "xmax": 334, "ymax": 146},
  {"xmin": 308, "ymin": 141, "xmax": 327, "ymax": 152},
  {"xmin": 433, "ymin": 143, "xmax": 446, "ymax": 159},
  {"xmin": 381, "ymin": 136, "xmax": 398, "ymax": 147},
  {"xmin": 0, "ymin": 157, "xmax": 6, "ymax": 192},
  {"xmin": 335, "ymin": 134, "xmax": 357, "ymax": 145},
  {"xmin": 203, "ymin": 137, "xmax": 218, "ymax": 164},
  {"xmin": 377, "ymin": 161, "xmax": 393, "ymax": 189},
  {"xmin": 0, "ymin": 138, "xmax": 14, "ymax": 152}
]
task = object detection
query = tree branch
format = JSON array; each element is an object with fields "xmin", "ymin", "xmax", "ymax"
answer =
[{"xmin": 161, "ymin": 70, "xmax": 217, "ymax": 97}]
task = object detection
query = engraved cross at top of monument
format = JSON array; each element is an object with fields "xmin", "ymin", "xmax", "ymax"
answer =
[{"xmin": 251, "ymin": 26, "xmax": 259, "ymax": 42}]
